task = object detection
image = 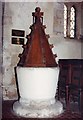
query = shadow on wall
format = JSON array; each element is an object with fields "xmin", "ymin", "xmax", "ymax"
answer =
[{"xmin": 14, "ymin": 67, "xmax": 20, "ymax": 100}]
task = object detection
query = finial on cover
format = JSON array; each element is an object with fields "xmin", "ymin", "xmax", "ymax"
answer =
[{"xmin": 32, "ymin": 7, "xmax": 43, "ymax": 24}]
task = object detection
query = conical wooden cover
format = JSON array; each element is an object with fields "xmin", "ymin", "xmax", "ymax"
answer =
[{"xmin": 18, "ymin": 7, "xmax": 57, "ymax": 67}]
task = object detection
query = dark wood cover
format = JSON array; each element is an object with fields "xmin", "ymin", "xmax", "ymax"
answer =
[{"xmin": 17, "ymin": 7, "xmax": 57, "ymax": 67}]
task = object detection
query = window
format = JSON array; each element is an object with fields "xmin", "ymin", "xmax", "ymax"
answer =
[
  {"xmin": 70, "ymin": 6, "xmax": 76, "ymax": 38},
  {"xmin": 64, "ymin": 5, "xmax": 76, "ymax": 38},
  {"xmin": 64, "ymin": 5, "xmax": 68, "ymax": 37}
]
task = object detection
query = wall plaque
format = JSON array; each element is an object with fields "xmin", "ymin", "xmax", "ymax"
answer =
[
  {"xmin": 12, "ymin": 29, "xmax": 25, "ymax": 37},
  {"xmin": 12, "ymin": 37, "xmax": 24, "ymax": 45}
]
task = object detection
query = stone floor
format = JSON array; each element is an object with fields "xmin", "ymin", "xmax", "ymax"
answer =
[{"xmin": 2, "ymin": 100, "xmax": 83, "ymax": 120}]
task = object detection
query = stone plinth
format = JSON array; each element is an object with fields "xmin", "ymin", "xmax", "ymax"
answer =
[{"xmin": 13, "ymin": 99, "xmax": 63, "ymax": 118}]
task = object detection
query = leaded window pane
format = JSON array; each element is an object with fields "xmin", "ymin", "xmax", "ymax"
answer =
[
  {"xmin": 64, "ymin": 5, "xmax": 68, "ymax": 37},
  {"xmin": 70, "ymin": 7, "xmax": 76, "ymax": 38}
]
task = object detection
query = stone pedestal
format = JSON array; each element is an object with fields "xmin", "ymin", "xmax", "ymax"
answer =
[
  {"xmin": 13, "ymin": 99, "xmax": 63, "ymax": 118},
  {"xmin": 13, "ymin": 67, "xmax": 63, "ymax": 118}
]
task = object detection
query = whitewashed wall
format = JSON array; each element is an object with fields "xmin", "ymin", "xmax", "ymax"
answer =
[
  {"xmin": 51, "ymin": 2, "xmax": 82, "ymax": 60},
  {"xmin": 3, "ymin": 2, "xmax": 82, "ymax": 100},
  {"xmin": 3, "ymin": 2, "xmax": 54, "ymax": 100}
]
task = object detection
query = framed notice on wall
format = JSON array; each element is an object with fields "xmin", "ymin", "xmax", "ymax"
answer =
[{"xmin": 11, "ymin": 29, "xmax": 25, "ymax": 45}]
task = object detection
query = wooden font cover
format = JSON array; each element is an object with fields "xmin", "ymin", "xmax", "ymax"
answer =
[{"xmin": 18, "ymin": 7, "xmax": 57, "ymax": 67}]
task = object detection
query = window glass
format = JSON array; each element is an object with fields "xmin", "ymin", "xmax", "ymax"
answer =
[
  {"xmin": 64, "ymin": 5, "xmax": 68, "ymax": 37},
  {"xmin": 70, "ymin": 6, "xmax": 76, "ymax": 38}
]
